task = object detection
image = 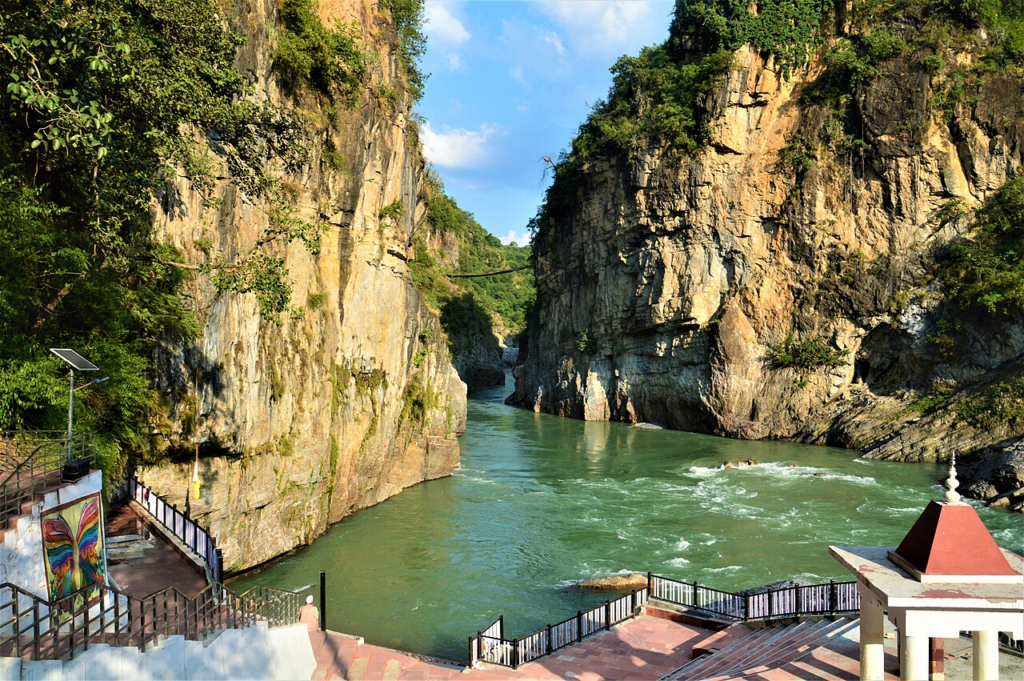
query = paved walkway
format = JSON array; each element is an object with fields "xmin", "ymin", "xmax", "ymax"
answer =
[
  {"xmin": 309, "ymin": 616, "xmax": 719, "ymax": 681},
  {"xmin": 106, "ymin": 503, "xmax": 207, "ymax": 598},
  {"xmin": 304, "ymin": 616, "xmax": 921, "ymax": 680}
]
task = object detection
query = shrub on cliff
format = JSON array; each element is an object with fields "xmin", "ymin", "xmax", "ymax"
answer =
[
  {"xmin": 942, "ymin": 175, "xmax": 1024, "ymax": 317},
  {"xmin": 381, "ymin": 0, "xmax": 428, "ymax": 100},
  {"xmin": 274, "ymin": 0, "xmax": 366, "ymax": 100},
  {"xmin": 767, "ymin": 333, "xmax": 850, "ymax": 372}
]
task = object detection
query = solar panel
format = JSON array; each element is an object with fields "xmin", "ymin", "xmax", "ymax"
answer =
[{"xmin": 50, "ymin": 348, "xmax": 99, "ymax": 371}]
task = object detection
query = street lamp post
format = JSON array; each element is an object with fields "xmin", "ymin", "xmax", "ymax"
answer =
[{"xmin": 49, "ymin": 349, "xmax": 106, "ymax": 474}]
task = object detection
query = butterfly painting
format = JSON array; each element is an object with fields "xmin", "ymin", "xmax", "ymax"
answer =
[{"xmin": 41, "ymin": 494, "xmax": 105, "ymax": 617}]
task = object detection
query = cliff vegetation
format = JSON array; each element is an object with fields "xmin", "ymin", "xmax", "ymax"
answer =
[
  {"xmin": 514, "ymin": 0, "xmax": 1024, "ymax": 504},
  {"xmin": 1, "ymin": 0, "xmax": 476, "ymax": 566},
  {"xmin": 0, "ymin": 0, "xmax": 307, "ymax": 478},
  {"xmin": 409, "ymin": 173, "xmax": 534, "ymax": 389}
]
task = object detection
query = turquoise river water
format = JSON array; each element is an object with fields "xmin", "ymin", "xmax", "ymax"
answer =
[{"xmin": 230, "ymin": 375, "xmax": 1021, "ymax": 662}]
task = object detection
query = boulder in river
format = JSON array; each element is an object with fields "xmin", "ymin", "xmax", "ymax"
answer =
[{"xmin": 575, "ymin": 573, "xmax": 649, "ymax": 590}]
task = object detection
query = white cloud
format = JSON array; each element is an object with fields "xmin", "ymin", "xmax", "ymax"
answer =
[
  {"xmin": 425, "ymin": 4, "xmax": 471, "ymax": 45},
  {"xmin": 510, "ymin": 65, "xmax": 528, "ymax": 87},
  {"xmin": 425, "ymin": 4, "xmax": 471, "ymax": 71},
  {"xmin": 536, "ymin": 0, "xmax": 670, "ymax": 56},
  {"xmin": 499, "ymin": 19, "xmax": 571, "ymax": 81},
  {"xmin": 543, "ymin": 31, "xmax": 566, "ymax": 55},
  {"xmin": 421, "ymin": 123, "xmax": 501, "ymax": 168},
  {"xmin": 498, "ymin": 230, "xmax": 533, "ymax": 246}
]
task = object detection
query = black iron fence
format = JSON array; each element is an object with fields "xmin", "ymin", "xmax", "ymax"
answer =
[
  {"xmin": 470, "ymin": 574, "xmax": 862, "ymax": 669},
  {"xmin": 470, "ymin": 588, "xmax": 649, "ymax": 669},
  {"xmin": 1, "ymin": 430, "xmax": 97, "ymax": 524},
  {"xmin": 129, "ymin": 477, "xmax": 222, "ymax": 584},
  {"xmin": 0, "ymin": 579, "xmax": 301, "ymax": 662},
  {"xmin": 650, "ymin": 574, "xmax": 859, "ymax": 622}
]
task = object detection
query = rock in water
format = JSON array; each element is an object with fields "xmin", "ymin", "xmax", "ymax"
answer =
[
  {"xmin": 575, "ymin": 573, "xmax": 649, "ymax": 590},
  {"xmin": 960, "ymin": 439, "xmax": 1024, "ymax": 512}
]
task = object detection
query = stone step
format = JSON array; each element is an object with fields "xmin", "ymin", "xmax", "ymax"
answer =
[
  {"xmin": 685, "ymin": 622, "xmax": 816, "ymax": 678},
  {"xmin": 664, "ymin": 618, "xmax": 856, "ymax": 681}
]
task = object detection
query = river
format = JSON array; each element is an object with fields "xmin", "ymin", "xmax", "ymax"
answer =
[{"xmin": 230, "ymin": 374, "xmax": 1020, "ymax": 662}]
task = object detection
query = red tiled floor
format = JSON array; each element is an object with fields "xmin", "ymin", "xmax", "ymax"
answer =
[
  {"xmin": 106, "ymin": 503, "xmax": 207, "ymax": 598},
  {"xmin": 303, "ymin": 616, "xmax": 910, "ymax": 681},
  {"xmin": 308, "ymin": 615, "xmax": 717, "ymax": 681}
]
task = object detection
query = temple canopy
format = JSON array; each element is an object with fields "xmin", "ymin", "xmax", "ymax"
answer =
[{"xmin": 830, "ymin": 455, "xmax": 1024, "ymax": 681}]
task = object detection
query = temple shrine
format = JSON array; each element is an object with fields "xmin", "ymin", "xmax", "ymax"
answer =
[{"xmin": 831, "ymin": 455, "xmax": 1024, "ymax": 681}]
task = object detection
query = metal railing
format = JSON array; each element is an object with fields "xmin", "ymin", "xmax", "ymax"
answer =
[
  {"xmin": 129, "ymin": 477, "xmax": 222, "ymax": 584},
  {"xmin": 1, "ymin": 430, "xmax": 97, "ymax": 525},
  {"xmin": 470, "ymin": 588, "xmax": 649, "ymax": 669},
  {"xmin": 650, "ymin": 574, "xmax": 859, "ymax": 622},
  {"xmin": 470, "ymin": 574, "xmax": 862, "ymax": 669},
  {"xmin": 0, "ymin": 579, "xmax": 302, "ymax": 662}
]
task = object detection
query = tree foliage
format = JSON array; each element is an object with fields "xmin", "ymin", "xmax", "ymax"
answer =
[
  {"xmin": 381, "ymin": 0, "xmax": 428, "ymax": 100},
  {"xmin": 766, "ymin": 333, "xmax": 850, "ymax": 371},
  {"xmin": 274, "ymin": 0, "xmax": 366, "ymax": 100},
  {"xmin": 670, "ymin": 0, "xmax": 830, "ymax": 76},
  {"xmin": 0, "ymin": 0, "xmax": 327, "ymax": 472},
  {"xmin": 942, "ymin": 175, "xmax": 1024, "ymax": 316},
  {"xmin": 409, "ymin": 174, "xmax": 535, "ymax": 347}
]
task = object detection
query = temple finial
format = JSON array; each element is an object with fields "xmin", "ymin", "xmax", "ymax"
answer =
[{"xmin": 944, "ymin": 450, "xmax": 962, "ymax": 504}]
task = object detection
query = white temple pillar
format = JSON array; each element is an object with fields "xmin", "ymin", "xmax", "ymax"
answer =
[
  {"xmin": 972, "ymin": 630, "xmax": 998, "ymax": 681},
  {"xmin": 901, "ymin": 634, "xmax": 929, "ymax": 681},
  {"xmin": 858, "ymin": 585, "xmax": 885, "ymax": 681}
]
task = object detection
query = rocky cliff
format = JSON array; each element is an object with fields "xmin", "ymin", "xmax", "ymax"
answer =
[
  {"xmin": 135, "ymin": 0, "xmax": 467, "ymax": 572},
  {"xmin": 511, "ymin": 3, "xmax": 1024, "ymax": 502}
]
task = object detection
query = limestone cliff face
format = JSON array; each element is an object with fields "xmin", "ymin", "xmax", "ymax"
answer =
[
  {"xmin": 136, "ymin": 0, "xmax": 467, "ymax": 573},
  {"xmin": 511, "ymin": 43, "xmax": 1024, "ymax": 470}
]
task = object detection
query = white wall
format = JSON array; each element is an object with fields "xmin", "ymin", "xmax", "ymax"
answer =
[
  {"xmin": 7, "ymin": 622, "xmax": 317, "ymax": 681},
  {"xmin": 0, "ymin": 471, "xmax": 104, "ymax": 633}
]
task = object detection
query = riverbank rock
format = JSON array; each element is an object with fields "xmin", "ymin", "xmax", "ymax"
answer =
[
  {"xmin": 451, "ymin": 333, "xmax": 505, "ymax": 393},
  {"xmin": 575, "ymin": 573, "xmax": 649, "ymax": 591},
  {"xmin": 959, "ymin": 439, "xmax": 1024, "ymax": 512}
]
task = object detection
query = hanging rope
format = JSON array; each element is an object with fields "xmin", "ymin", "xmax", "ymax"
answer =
[{"xmin": 447, "ymin": 264, "xmax": 531, "ymax": 278}]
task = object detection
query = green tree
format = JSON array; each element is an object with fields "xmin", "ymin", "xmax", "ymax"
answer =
[
  {"xmin": 0, "ymin": 0, "xmax": 324, "ymax": 474},
  {"xmin": 381, "ymin": 0, "xmax": 427, "ymax": 100},
  {"xmin": 942, "ymin": 176, "xmax": 1024, "ymax": 316}
]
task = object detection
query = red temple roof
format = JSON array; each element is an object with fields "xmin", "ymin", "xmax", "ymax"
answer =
[{"xmin": 889, "ymin": 500, "xmax": 1021, "ymax": 583}]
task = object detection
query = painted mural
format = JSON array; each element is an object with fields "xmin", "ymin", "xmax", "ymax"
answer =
[{"xmin": 41, "ymin": 494, "xmax": 105, "ymax": 616}]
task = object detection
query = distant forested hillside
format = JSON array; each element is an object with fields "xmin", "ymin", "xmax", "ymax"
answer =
[{"xmin": 410, "ymin": 172, "xmax": 534, "ymax": 356}]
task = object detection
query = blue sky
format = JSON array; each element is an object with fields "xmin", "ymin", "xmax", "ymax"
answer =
[{"xmin": 417, "ymin": 1, "xmax": 673, "ymax": 245}]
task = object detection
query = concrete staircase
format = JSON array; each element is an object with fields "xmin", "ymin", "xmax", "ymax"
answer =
[
  {"xmin": 661, "ymin": 617, "xmax": 859, "ymax": 680},
  {"xmin": 0, "ymin": 622, "xmax": 316, "ymax": 680},
  {"xmin": 0, "ymin": 473, "xmax": 64, "ymax": 539}
]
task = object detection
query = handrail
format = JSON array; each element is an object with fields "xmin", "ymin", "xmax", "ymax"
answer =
[
  {"xmin": 470, "ymin": 574, "xmax": 863, "ymax": 669},
  {"xmin": 0, "ymin": 576, "xmax": 302, "ymax": 662},
  {"xmin": 128, "ymin": 477, "xmax": 222, "ymax": 584},
  {"xmin": 649, "ymin": 573, "xmax": 859, "ymax": 622},
  {"xmin": 470, "ymin": 588, "xmax": 648, "ymax": 669},
  {"xmin": 1, "ymin": 431, "xmax": 97, "ymax": 525}
]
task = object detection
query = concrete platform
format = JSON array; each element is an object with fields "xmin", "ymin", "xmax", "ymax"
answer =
[
  {"xmin": 106, "ymin": 504, "xmax": 206, "ymax": 598},
  {"xmin": 309, "ymin": 615, "xmax": 719, "ymax": 680}
]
